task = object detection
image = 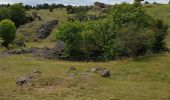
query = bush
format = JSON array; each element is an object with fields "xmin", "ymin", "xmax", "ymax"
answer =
[
  {"xmin": 0, "ymin": 7, "xmax": 10, "ymax": 21},
  {"xmin": 0, "ymin": 19, "xmax": 16, "ymax": 48},
  {"xmin": 56, "ymin": 3, "xmax": 169, "ymax": 60},
  {"xmin": 9, "ymin": 4, "xmax": 27, "ymax": 27},
  {"xmin": 57, "ymin": 21, "xmax": 83, "ymax": 57},
  {"xmin": 152, "ymin": 19, "xmax": 169, "ymax": 52}
]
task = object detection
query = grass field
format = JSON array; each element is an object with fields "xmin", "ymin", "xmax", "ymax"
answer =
[{"xmin": 0, "ymin": 5, "xmax": 170, "ymax": 100}]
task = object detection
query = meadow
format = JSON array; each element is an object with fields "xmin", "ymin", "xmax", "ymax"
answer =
[{"xmin": 0, "ymin": 4, "xmax": 170, "ymax": 100}]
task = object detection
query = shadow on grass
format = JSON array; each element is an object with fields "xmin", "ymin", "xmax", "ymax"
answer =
[{"xmin": 132, "ymin": 53, "xmax": 168, "ymax": 62}]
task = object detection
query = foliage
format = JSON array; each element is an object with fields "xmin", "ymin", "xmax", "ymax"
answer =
[
  {"xmin": 57, "ymin": 3, "xmax": 169, "ymax": 60},
  {"xmin": 0, "ymin": 19, "xmax": 16, "ymax": 48},
  {"xmin": 57, "ymin": 21, "xmax": 83, "ymax": 57},
  {"xmin": 0, "ymin": 7, "xmax": 10, "ymax": 21},
  {"xmin": 152, "ymin": 19, "xmax": 169, "ymax": 52},
  {"xmin": 9, "ymin": 4, "xmax": 27, "ymax": 27}
]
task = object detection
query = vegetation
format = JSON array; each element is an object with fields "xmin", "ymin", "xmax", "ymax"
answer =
[
  {"xmin": 0, "ymin": 19, "xmax": 16, "ymax": 48},
  {"xmin": 57, "ymin": 3, "xmax": 169, "ymax": 60},
  {"xmin": 0, "ymin": 3, "xmax": 27, "ymax": 27},
  {"xmin": 0, "ymin": 1, "xmax": 170, "ymax": 100}
]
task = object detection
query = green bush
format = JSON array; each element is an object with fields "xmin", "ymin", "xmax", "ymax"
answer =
[
  {"xmin": 152, "ymin": 19, "xmax": 169, "ymax": 52},
  {"xmin": 57, "ymin": 21, "xmax": 83, "ymax": 57},
  {"xmin": 0, "ymin": 19, "xmax": 16, "ymax": 48},
  {"xmin": 0, "ymin": 7, "xmax": 10, "ymax": 21},
  {"xmin": 9, "ymin": 4, "xmax": 27, "ymax": 27},
  {"xmin": 57, "ymin": 3, "xmax": 169, "ymax": 60}
]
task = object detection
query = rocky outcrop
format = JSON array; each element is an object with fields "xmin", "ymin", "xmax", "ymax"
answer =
[
  {"xmin": 36, "ymin": 20, "xmax": 58, "ymax": 39},
  {"xmin": 33, "ymin": 40, "xmax": 65, "ymax": 59},
  {"xmin": 7, "ymin": 47, "xmax": 39, "ymax": 54}
]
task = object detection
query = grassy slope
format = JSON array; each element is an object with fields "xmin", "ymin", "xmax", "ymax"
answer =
[{"xmin": 0, "ymin": 5, "xmax": 170, "ymax": 100}]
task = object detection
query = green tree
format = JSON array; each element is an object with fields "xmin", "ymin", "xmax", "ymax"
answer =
[
  {"xmin": 57, "ymin": 21, "xmax": 83, "ymax": 57},
  {"xmin": 0, "ymin": 19, "xmax": 16, "ymax": 48},
  {"xmin": 0, "ymin": 7, "xmax": 10, "ymax": 21},
  {"xmin": 152, "ymin": 19, "xmax": 169, "ymax": 52},
  {"xmin": 116, "ymin": 22, "xmax": 154, "ymax": 57},
  {"xmin": 9, "ymin": 4, "xmax": 26, "ymax": 27}
]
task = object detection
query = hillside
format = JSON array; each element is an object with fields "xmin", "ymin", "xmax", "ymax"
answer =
[{"xmin": 0, "ymin": 4, "xmax": 170, "ymax": 100}]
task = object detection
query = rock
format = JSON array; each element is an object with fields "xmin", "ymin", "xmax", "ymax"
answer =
[
  {"xmin": 16, "ymin": 70, "xmax": 41, "ymax": 86},
  {"xmin": 36, "ymin": 20, "xmax": 58, "ymax": 39},
  {"xmin": 101, "ymin": 70, "xmax": 110, "ymax": 78},
  {"xmin": 69, "ymin": 66, "xmax": 76, "ymax": 71},
  {"xmin": 91, "ymin": 67, "xmax": 107, "ymax": 73},
  {"xmin": 91, "ymin": 67, "xmax": 110, "ymax": 78},
  {"xmin": 16, "ymin": 76, "xmax": 32, "ymax": 85},
  {"xmin": 52, "ymin": 40, "xmax": 65, "ymax": 52},
  {"xmin": 14, "ymin": 40, "xmax": 26, "ymax": 47}
]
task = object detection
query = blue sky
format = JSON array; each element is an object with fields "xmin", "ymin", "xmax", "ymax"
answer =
[{"xmin": 0, "ymin": 0, "xmax": 168, "ymax": 6}]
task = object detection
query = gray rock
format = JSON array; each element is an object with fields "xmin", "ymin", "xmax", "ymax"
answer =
[
  {"xmin": 91, "ymin": 67, "xmax": 110, "ymax": 78},
  {"xmin": 16, "ymin": 76, "xmax": 32, "ymax": 85},
  {"xmin": 14, "ymin": 40, "xmax": 26, "ymax": 47},
  {"xmin": 36, "ymin": 20, "xmax": 58, "ymax": 39},
  {"xmin": 16, "ymin": 70, "xmax": 41, "ymax": 86},
  {"xmin": 101, "ymin": 70, "xmax": 110, "ymax": 78},
  {"xmin": 68, "ymin": 66, "xmax": 76, "ymax": 71}
]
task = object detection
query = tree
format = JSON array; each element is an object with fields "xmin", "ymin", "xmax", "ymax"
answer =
[
  {"xmin": 0, "ymin": 7, "xmax": 10, "ymax": 21},
  {"xmin": 116, "ymin": 22, "xmax": 154, "ymax": 57},
  {"xmin": 57, "ymin": 21, "xmax": 83, "ymax": 57},
  {"xmin": 9, "ymin": 4, "xmax": 27, "ymax": 27},
  {"xmin": 49, "ymin": 6, "xmax": 54, "ymax": 12},
  {"xmin": 152, "ymin": 19, "xmax": 169, "ymax": 52},
  {"xmin": 0, "ymin": 19, "xmax": 16, "ymax": 48}
]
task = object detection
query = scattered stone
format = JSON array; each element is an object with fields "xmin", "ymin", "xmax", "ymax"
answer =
[
  {"xmin": 69, "ymin": 73, "xmax": 76, "ymax": 79},
  {"xmin": 14, "ymin": 40, "xmax": 26, "ymax": 47},
  {"xmin": 16, "ymin": 76, "xmax": 32, "ymax": 85},
  {"xmin": 91, "ymin": 67, "xmax": 107, "ymax": 73},
  {"xmin": 16, "ymin": 70, "xmax": 41, "ymax": 86},
  {"xmin": 7, "ymin": 47, "xmax": 39, "ymax": 54},
  {"xmin": 36, "ymin": 20, "xmax": 58, "ymax": 39},
  {"xmin": 91, "ymin": 67, "xmax": 110, "ymax": 78},
  {"xmin": 69, "ymin": 66, "xmax": 76, "ymax": 71},
  {"xmin": 101, "ymin": 70, "xmax": 110, "ymax": 78}
]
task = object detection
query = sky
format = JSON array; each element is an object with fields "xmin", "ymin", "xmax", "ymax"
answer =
[{"xmin": 0, "ymin": 0, "xmax": 168, "ymax": 6}]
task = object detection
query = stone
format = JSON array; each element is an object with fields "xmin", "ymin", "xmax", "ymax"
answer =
[
  {"xmin": 101, "ymin": 70, "xmax": 110, "ymax": 78},
  {"xmin": 16, "ymin": 76, "xmax": 32, "ymax": 85},
  {"xmin": 91, "ymin": 67, "xmax": 107, "ymax": 73},
  {"xmin": 16, "ymin": 70, "xmax": 41, "ymax": 86},
  {"xmin": 36, "ymin": 20, "xmax": 58, "ymax": 39},
  {"xmin": 91, "ymin": 67, "xmax": 110, "ymax": 78},
  {"xmin": 14, "ymin": 40, "xmax": 26, "ymax": 47},
  {"xmin": 69, "ymin": 66, "xmax": 76, "ymax": 71}
]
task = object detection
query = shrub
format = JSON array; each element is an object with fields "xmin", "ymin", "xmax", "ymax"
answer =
[
  {"xmin": 56, "ymin": 3, "xmax": 169, "ymax": 60},
  {"xmin": 0, "ymin": 19, "xmax": 16, "ymax": 48},
  {"xmin": 152, "ymin": 19, "xmax": 169, "ymax": 52},
  {"xmin": 9, "ymin": 4, "xmax": 27, "ymax": 27},
  {"xmin": 57, "ymin": 21, "xmax": 83, "ymax": 57},
  {"xmin": 0, "ymin": 7, "xmax": 10, "ymax": 21}
]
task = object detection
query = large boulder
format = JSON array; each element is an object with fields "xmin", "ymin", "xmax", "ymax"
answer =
[{"xmin": 37, "ymin": 20, "xmax": 58, "ymax": 39}]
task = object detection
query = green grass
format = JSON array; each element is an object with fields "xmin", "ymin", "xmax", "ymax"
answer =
[
  {"xmin": 1, "ymin": 4, "xmax": 170, "ymax": 100},
  {"xmin": 0, "ymin": 54, "xmax": 170, "ymax": 100}
]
